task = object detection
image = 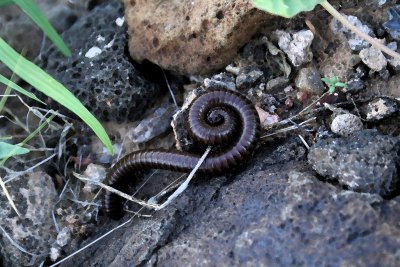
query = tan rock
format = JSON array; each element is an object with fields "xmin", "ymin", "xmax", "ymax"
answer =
[{"xmin": 124, "ymin": 0, "xmax": 274, "ymax": 75}]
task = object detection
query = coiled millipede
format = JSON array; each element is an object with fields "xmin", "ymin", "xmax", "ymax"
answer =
[{"xmin": 104, "ymin": 89, "xmax": 260, "ymax": 219}]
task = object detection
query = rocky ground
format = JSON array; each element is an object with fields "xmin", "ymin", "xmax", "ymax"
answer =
[{"xmin": 1, "ymin": 0, "xmax": 400, "ymax": 266}]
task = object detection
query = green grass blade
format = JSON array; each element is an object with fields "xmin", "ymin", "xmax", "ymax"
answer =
[
  {"xmin": 12, "ymin": 0, "xmax": 71, "ymax": 56},
  {"xmin": 0, "ymin": 142, "xmax": 29, "ymax": 159},
  {"xmin": 0, "ymin": 113, "xmax": 54, "ymax": 217},
  {"xmin": 335, "ymin": 82, "xmax": 348, "ymax": 88},
  {"xmin": 0, "ymin": 113, "xmax": 55, "ymax": 165},
  {"xmin": 0, "ymin": 0, "xmax": 13, "ymax": 7},
  {"xmin": 0, "ymin": 74, "xmax": 45, "ymax": 104},
  {"xmin": 0, "ymin": 48, "xmax": 26, "ymax": 112},
  {"xmin": 0, "ymin": 78, "xmax": 14, "ymax": 113},
  {"xmin": 0, "ymin": 38, "xmax": 114, "ymax": 155}
]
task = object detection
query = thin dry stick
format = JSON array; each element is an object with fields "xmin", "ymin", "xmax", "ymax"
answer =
[
  {"xmin": 0, "ymin": 225, "xmax": 39, "ymax": 257},
  {"xmin": 4, "ymin": 153, "xmax": 56, "ymax": 184},
  {"xmin": 261, "ymin": 117, "xmax": 316, "ymax": 138},
  {"xmin": 130, "ymin": 170, "xmax": 159, "ymax": 199},
  {"xmin": 162, "ymin": 69, "xmax": 178, "ymax": 108},
  {"xmin": 52, "ymin": 179, "xmax": 71, "ymax": 233},
  {"xmin": 0, "ymin": 175, "xmax": 20, "ymax": 216},
  {"xmin": 155, "ymin": 146, "xmax": 212, "ymax": 210},
  {"xmin": 72, "ymin": 172, "xmax": 159, "ymax": 210},
  {"xmin": 49, "ymin": 207, "xmax": 147, "ymax": 267},
  {"xmin": 298, "ymin": 135, "xmax": 310, "ymax": 149},
  {"xmin": 148, "ymin": 173, "xmax": 187, "ymax": 204}
]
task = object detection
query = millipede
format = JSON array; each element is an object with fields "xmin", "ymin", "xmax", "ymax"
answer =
[{"xmin": 104, "ymin": 89, "xmax": 261, "ymax": 219}]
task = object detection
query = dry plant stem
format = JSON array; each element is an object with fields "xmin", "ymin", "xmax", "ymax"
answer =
[
  {"xmin": 260, "ymin": 117, "xmax": 316, "ymax": 139},
  {"xmin": 162, "ymin": 69, "xmax": 178, "ymax": 108},
  {"xmin": 148, "ymin": 174, "xmax": 187, "ymax": 204},
  {"xmin": 155, "ymin": 146, "xmax": 212, "ymax": 210},
  {"xmin": 0, "ymin": 225, "xmax": 39, "ymax": 257},
  {"xmin": 72, "ymin": 172, "xmax": 159, "ymax": 209},
  {"xmin": 298, "ymin": 135, "xmax": 310, "ymax": 149},
  {"xmin": 321, "ymin": 0, "xmax": 400, "ymax": 61},
  {"xmin": 4, "ymin": 153, "xmax": 56, "ymax": 184},
  {"xmin": 0, "ymin": 176, "xmax": 20, "ymax": 216}
]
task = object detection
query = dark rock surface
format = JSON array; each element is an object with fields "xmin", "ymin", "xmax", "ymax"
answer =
[
  {"xmin": 236, "ymin": 66, "xmax": 264, "ymax": 90},
  {"xmin": 62, "ymin": 138, "xmax": 400, "ymax": 267},
  {"xmin": 308, "ymin": 129, "xmax": 400, "ymax": 196},
  {"xmin": 40, "ymin": 0, "xmax": 162, "ymax": 122},
  {"xmin": 203, "ymin": 72, "xmax": 237, "ymax": 91}
]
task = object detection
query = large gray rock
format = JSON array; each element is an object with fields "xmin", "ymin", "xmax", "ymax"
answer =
[
  {"xmin": 60, "ymin": 139, "xmax": 400, "ymax": 267},
  {"xmin": 0, "ymin": 172, "xmax": 57, "ymax": 266},
  {"xmin": 308, "ymin": 129, "xmax": 400, "ymax": 196},
  {"xmin": 40, "ymin": 0, "xmax": 162, "ymax": 122}
]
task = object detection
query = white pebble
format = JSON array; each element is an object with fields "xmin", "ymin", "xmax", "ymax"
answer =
[
  {"xmin": 85, "ymin": 46, "xmax": 102, "ymax": 58},
  {"xmin": 331, "ymin": 113, "xmax": 363, "ymax": 136}
]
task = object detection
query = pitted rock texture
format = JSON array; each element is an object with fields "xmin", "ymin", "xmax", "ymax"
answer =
[
  {"xmin": 40, "ymin": 0, "xmax": 161, "ymax": 122},
  {"xmin": 0, "ymin": 172, "xmax": 57, "ymax": 267},
  {"xmin": 61, "ymin": 141, "xmax": 400, "ymax": 267},
  {"xmin": 158, "ymin": 171, "xmax": 400, "ymax": 267},
  {"xmin": 308, "ymin": 129, "xmax": 400, "ymax": 196},
  {"xmin": 123, "ymin": 0, "xmax": 274, "ymax": 75},
  {"xmin": 362, "ymin": 97, "xmax": 399, "ymax": 121}
]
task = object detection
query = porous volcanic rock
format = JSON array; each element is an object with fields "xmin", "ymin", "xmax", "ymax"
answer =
[
  {"xmin": 308, "ymin": 129, "xmax": 400, "ymax": 196},
  {"xmin": 61, "ymin": 141, "xmax": 400, "ymax": 267},
  {"xmin": 123, "ymin": 0, "xmax": 274, "ymax": 75},
  {"xmin": 40, "ymin": 0, "xmax": 162, "ymax": 122}
]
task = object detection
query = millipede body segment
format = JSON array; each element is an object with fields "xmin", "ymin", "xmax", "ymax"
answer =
[{"xmin": 104, "ymin": 89, "xmax": 261, "ymax": 219}]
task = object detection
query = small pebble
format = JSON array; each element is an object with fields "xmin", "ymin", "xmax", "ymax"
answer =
[
  {"xmin": 295, "ymin": 66, "xmax": 325, "ymax": 94},
  {"xmin": 363, "ymin": 97, "xmax": 399, "ymax": 121},
  {"xmin": 274, "ymin": 29, "xmax": 314, "ymax": 66},
  {"xmin": 82, "ymin": 164, "xmax": 107, "ymax": 192},
  {"xmin": 346, "ymin": 78, "xmax": 365, "ymax": 93},
  {"xmin": 285, "ymin": 96, "xmax": 294, "ymax": 108},
  {"xmin": 359, "ymin": 47, "xmax": 387, "ymax": 72},
  {"xmin": 265, "ymin": 77, "xmax": 289, "ymax": 92},
  {"xmin": 330, "ymin": 113, "xmax": 363, "ymax": 136},
  {"xmin": 50, "ymin": 246, "xmax": 61, "ymax": 262},
  {"xmin": 85, "ymin": 46, "xmax": 102, "ymax": 58},
  {"xmin": 296, "ymin": 91, "xmax": 309, "ymax": 102},
  {"xmin": 204, "ymin": 72, "xmax": 236, "ymax": 91},
  {"xmin": 56, "ymin": 227, "xmax": 71, "ymax": 247},
  {"xmin": 236, "ymin": 67, "xmax": 264, "ymax": 90},
  {"xmin": 129, "ymin": 105, "xmax": 177, "ymax": 143},
  {"xmin": 255, "ymin": 106, "xmax": 280, "ymax": 128}
]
